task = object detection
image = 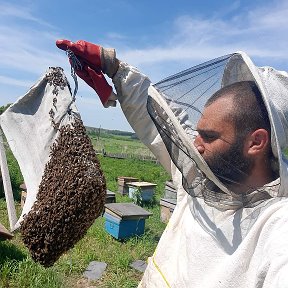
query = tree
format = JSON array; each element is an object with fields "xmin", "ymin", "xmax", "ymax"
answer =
[{"xmin": 0, "ymin": 104, "xmax": 11, "ymax": 115}]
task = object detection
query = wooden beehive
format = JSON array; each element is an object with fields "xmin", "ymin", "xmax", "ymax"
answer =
[
  {"xmin": 164, "ymin": 180, "xmax": 177, "ymax": 199},
  {"xmin": 106, "ymin": 190, "xmax": 116, "ymax": 203},
  {"xmin": 160, "ymin": 198, "xmax": 177, "ymax": 223},
  {"xmin": 117, "ymin": 176, "xmax": 139, "ymax": 195}
]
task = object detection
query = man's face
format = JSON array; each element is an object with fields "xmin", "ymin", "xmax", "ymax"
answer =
[{"xmin": 194, "ymin": 96, "xmax": 254, "ymax": 185}]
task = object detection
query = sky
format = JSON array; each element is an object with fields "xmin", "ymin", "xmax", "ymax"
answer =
[{"xmin": 1, "ymin": 0, "xmax": 288, "ymax": 132}]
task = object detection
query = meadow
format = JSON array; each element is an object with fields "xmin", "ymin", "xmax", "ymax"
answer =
[{"xmin": 0, "ymin": 132, "xmax": 171, "ymax": 288}]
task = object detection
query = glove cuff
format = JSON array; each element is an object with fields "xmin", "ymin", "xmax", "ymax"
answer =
[
  {"xmin": 103, "ymin": 91, "xmax": 117, "ymax": 108},
  {"xmin": 101, "ymin": 48, "xmax": 120, "ymax": 78}
]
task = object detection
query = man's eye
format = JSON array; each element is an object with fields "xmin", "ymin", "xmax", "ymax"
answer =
[
  {"xmin": 201, "ymin": 133, "xmax": 217, "ymax": 141},
  {"xmin": 197, "ymin": 130, "xmax": 219, "ymax": 142},
  {"xmin": 205, "ymin": 135, "xmax": 215, "ymax": 140}
]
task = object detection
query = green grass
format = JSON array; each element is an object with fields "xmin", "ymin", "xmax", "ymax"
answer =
[
  {"xmin": 0, "ymin": 135, "xmax": 170, "ymax": 288},
  {"xmin": 91, "ymin": 134, "xmax": 155, "ymax": 158},
  {"xmin": 0, "ymin": 256, "xmax": 64, "ymax": 288}
]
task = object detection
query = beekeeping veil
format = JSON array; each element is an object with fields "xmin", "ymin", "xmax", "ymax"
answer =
[
  {"xmin": 147, "ymin": 51, "xmax": 288, "ymax": 209},
  {"xmin": 0, "ymin": 66, "xmax": 106, "ymax": 266}
]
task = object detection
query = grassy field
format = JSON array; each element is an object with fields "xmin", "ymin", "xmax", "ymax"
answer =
[
  {"xmin": 90, "ymin": 133, "xmax": 155, "ymax": 159},
  {"xmin": 0, "ymin": 133, "xmax": 171, "ymax": 288}
]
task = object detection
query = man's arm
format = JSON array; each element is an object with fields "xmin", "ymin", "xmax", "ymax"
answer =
[{"xmin": 112, "ymin": 62, "xmax": 172, "ymax": 173}]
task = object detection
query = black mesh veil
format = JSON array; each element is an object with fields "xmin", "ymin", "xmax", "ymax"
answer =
[
  {"xmin": 147, "ymin": 53, "xmax": 279, "ymax": 209},
  {"xmin": 154, "ymin": 54, "xmax": 232, "ymax": 129}
]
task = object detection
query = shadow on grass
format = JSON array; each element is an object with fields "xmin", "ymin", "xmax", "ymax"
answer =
[
  {"xmin": 114, "ymin": 228, "xmax": 161, "ymax": 245},
  {"xmin": 131, "ymin": 196, "xmax": 158, "ymax": 209},
  {"xmin": 144, "ymin": 228, "xmax": 161, "ymax": 242},
  {"xmin": 0, "ymin": 240, "xmax": 26, "ymax": 265}
]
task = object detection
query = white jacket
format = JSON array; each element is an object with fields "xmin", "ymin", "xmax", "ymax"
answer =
[{"xmin": 112, "ymin": 53, "xmax": 288, "ymax": 288}]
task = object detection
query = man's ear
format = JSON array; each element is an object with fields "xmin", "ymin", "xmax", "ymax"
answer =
[{"xmin": 246, "ymin": 129, "xmax": 270, "ymax": 156}]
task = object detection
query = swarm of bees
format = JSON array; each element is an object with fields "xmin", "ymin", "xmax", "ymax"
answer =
[{"xmin": 20, "ymin": 67, "xmax": 106, "ymax": 267}]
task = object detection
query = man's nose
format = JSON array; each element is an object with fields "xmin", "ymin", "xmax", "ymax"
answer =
[{"xmin": 194, "ymin": 135, "xmax": 205, "ymax": 154}]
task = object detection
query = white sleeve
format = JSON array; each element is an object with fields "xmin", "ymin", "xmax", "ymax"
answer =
[{"xmin": 112, "ymin": 62, "xmax": 172, "ymax": 174}]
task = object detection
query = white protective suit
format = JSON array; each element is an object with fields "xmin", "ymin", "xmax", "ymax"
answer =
[{"xmin": 111, "ymin": 52, "xmax": 288, "ymax": 288}]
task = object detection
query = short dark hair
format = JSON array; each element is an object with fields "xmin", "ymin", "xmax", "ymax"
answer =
[{"xmin": 205, "ymin": 81, "xmax": 271, "ymax": 138}]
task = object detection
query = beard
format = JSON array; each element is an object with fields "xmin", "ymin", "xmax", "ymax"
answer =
[{"xmin": 205, "ymin": 138, "xmax": 254, "ymax": 185}]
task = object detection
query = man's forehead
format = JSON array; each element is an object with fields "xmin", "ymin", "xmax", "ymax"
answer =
[
  {"xmin": 206, "ymin": 93, "xmax": 235, "ymax": 109},
  {"xmin": 197, "ymin": 96, "xmax": 235, "ymax": 131},
  {"xmin": 204, "ymin": 97, "xmax": 234, "ymax": 118}
]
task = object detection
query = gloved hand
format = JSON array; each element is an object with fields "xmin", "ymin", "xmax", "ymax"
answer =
[
  {"xmin": 75, "ymin": 63, "xmax": 117, "ymax": 107},
  {"xmin": 56, "ymin": 39, "xmax": 119, "ymax": 107}
]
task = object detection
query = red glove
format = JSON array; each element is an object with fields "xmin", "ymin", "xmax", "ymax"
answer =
[
  {"xmin": 76, "ymin": 64, "xmax": 112, "ymax": 106},
  {"xmin": 56, "ymin": 39, "xmax": 118, "ymax": 106},
  {"xmin": 56, "ymin": 39, "xmax": 103, "ymax": 72}
]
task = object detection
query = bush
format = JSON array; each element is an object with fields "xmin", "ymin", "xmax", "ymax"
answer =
[{"xmin": 0, "ymin": 104, "xmax": 11, "ymax": 115}]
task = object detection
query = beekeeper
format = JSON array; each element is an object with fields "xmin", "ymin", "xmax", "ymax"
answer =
[{"xmin": 56, "ymin": 39, "xmax": 288, "ymax": 288}]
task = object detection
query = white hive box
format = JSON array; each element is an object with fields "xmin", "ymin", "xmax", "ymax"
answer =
[{"xmin": 128, "ymin": 181, "xmax": 157, "ymax": 202}]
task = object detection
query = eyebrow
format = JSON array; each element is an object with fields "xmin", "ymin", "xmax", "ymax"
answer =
[
  {"xmin": 197, "ymin": 129, "xmax": 234, "ymax": 145},
  {"xmin": 197, "ymin": 129, "xmax": 219, "ymax": 136}
]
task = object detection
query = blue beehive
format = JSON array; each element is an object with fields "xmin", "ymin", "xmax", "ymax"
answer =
[{"xmin": 103, "ymin": 203, "xmax": 152, "ymax": 240}]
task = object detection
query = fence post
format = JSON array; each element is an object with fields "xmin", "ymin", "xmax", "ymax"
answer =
[{"xmin": 0, "ymin": 133, "xmax": 17, "ymax": 230}]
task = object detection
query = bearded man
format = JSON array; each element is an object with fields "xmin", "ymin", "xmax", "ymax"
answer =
[{"xmin": 57, "ymin": 39, "xmax": 288, "ymax": 288}]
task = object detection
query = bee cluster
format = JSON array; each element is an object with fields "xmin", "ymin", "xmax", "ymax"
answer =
[
  {"xmin": 46, "ymin": 66, "xmax": 70, "ymax": 96},
  {"xmin": 20, "ymin": 118, "xmax": 106, "ymax": 267}
]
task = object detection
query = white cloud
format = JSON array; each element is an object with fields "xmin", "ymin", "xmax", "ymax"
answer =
[
  {"xmin": 106, "ymin": 32, "xmax": 127, "ymax": 40},
  {"xmin": 0, "ymin": 2, "xmax": 55, "ymax": 28},
  {"xmin": 118, "ymin": 0, "xmax": 288, "ymax": 68},
  {"xmin": 0, "ymin": 75, "xmax": 32, "ymax": 87},
  {"xmin": 0, "ymin": 25, "xmax": 67, "ymax": 75},
  {"xmin": 247, "ymin": 0, "xmax": 288, "ymax": 29}
]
